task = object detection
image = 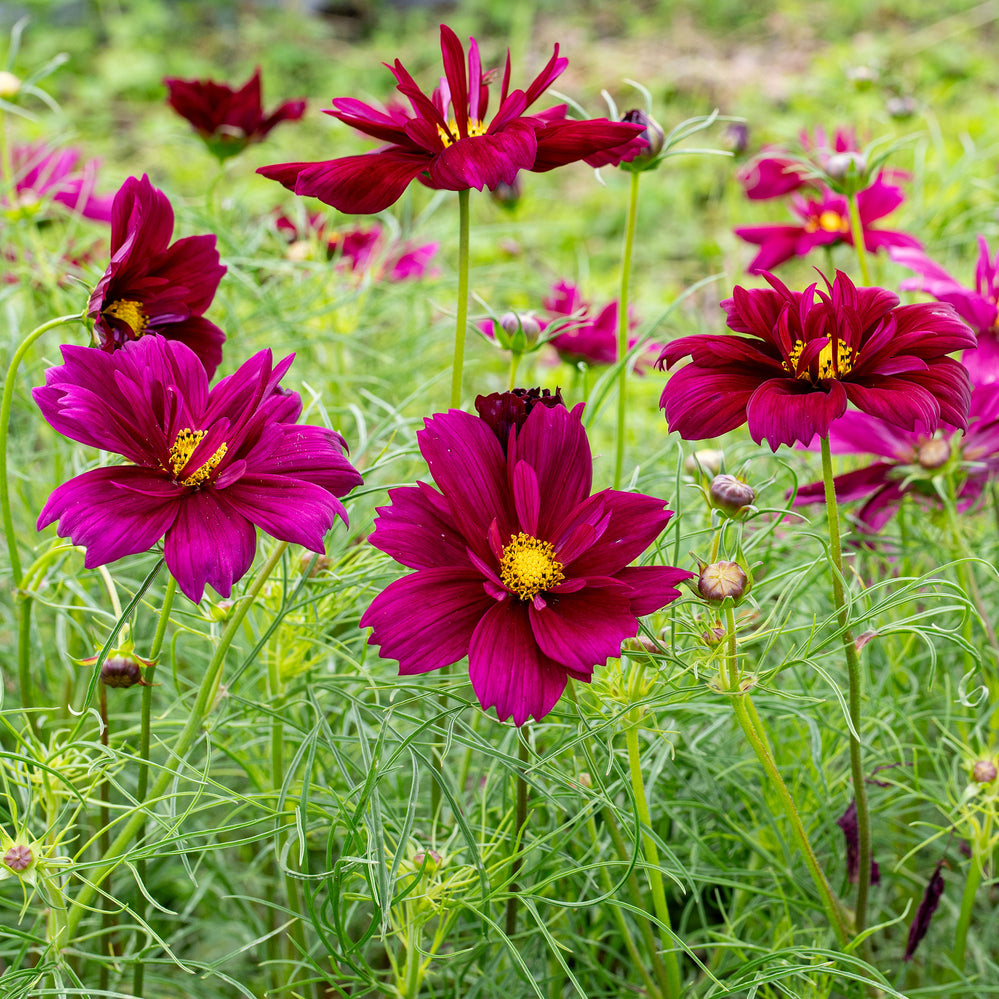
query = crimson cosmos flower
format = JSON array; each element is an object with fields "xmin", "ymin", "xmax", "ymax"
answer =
[
  {"xmin": 359, "ymin": 392, "xmax": 691, "ymax": 725},
  {"xmin": 4, "ymin": 142, "xmax": 114, "ymax": 223},
  {"xmin": 792, "ymin": 381, "xmax": 999, "ymax": 532},
  {"xmin": 35, "ymin": 336, "xmax": 363, "ymax": 603},
  {"xmin": 87, "ymin": 175, "xmax": 227, "ymax": 378},
  {"xmin": 734, "ymin": 175, "xmax": 921, "ymax": 274},
  {"xmin": 257, "ymin": 24, "xmax": 642, "ymax": 214},
  {"xmin": 657, "ymin": 270, "xmax": 975, "ymax": 450},
  {"xmin": 164, "ymin": 68, "xmax": 306, "ymax": 160},
  {"xmin": 891, "ymin": 236, "xmax": 999, "ymax": 383},
  {"xmin": 738, "ymin": 126, "xmax": 860, "ymax": 201}
]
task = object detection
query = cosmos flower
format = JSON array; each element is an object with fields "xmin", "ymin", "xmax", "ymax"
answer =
[
  {"xmin": 657, "ymin": 270, "xmax": 975, "ymax": 450},
  {"xmin": 738, "ymin": 126, "xmax": 860, "ymax": 201},
  {"xmin": 275, "ymin": 213, "xmax": 439, "ymax": 281},
  {"xmin": 4, "ymin": 142, "xmax": 114, "ymax": 223},
  {"xmin": 164, "ymin": 68, "xmax": 306, "ymax": 159},
  {"xmin": 87, "ymin": 175, "xmax": 227, "ymax": 378},
  {"xmin": 359, "ymin": 392, "xmax": 691, "ymax": 725},
  {"xmin": 734, "ymin": 176, "xmax": 920, "ymax": 274},
  {"xmin": 891, "ymin": 236, "xmax": 999, "ymax": 383},
  {"xmin": 792, "ymin": 381, "xmax": 999, "ymax": 532},
  {"xmin": 34, "ymin": 336, "xmax": 362, "ymax": 603},
  {"xmin": 257, "ymin": 24, "xmax": 642, "ymax": 214}
]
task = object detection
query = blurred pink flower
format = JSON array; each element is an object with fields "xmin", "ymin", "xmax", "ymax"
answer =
[
  {"xmin": 734, "ymin": 175, "xmax": 920, "ymax": 274},
  {"xmin": 5, "ymin": 143, "xmax": 114, "ymax": 223},
  {"xmin": 739, "ymin": 126, "xmax": 860, "ymax": 200},
  {"xmin": 891, "ymin": 236, "xmax": 999, "ymax": 383}
]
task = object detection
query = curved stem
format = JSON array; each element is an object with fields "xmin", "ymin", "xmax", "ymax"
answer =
[
  {"xmin": 725, "ymin": 605, "xmax": 850, "ymax": 945},
  {"xmin": 624, "ymin": 722, "xmax": 682, "ymax": 999},
  {"xmin": 449, "ymin": 188, "xmax": 471, "ymax": 409},
  {"xmin": 65, "ymin": 542, "xmax": 290, "ymax": 940},
  {"xmin": 845, "ymin": 192, "xmax": 871, "ymax": 286},
  {"xmin": 819, "ymin": 435, "xmax": 870, "ymax": 934},
  {"xmin": 613, "ymin": 171, "xmax": 641, "ymax": 489}
]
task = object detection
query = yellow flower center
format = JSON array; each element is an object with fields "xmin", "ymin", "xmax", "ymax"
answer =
[
  {"xmin": 499, "ymin": 532, "xmax": 565, "ymax": 601},
  {"xmin": 168, "ymin": 428, "xmax": 228, "ymax": 487},
  {"xmin": 786, "ymin": 338, "xmax": 855, "ymax": 381},
  {"xmin": 804, "ymin": 209, "xmax": 850, "ymax": 234},
  {"xmin": 104, "ymin": 299, "xmax": 148, "ymax": 336},
  {"xmin": 437, "ymin": 117, "xmax": 488, "ymax": 147}
]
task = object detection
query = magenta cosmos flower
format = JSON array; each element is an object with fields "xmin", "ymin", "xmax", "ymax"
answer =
[
  {"xmin": 257, "ymin": 24, "xmax": 642, "ymax": 214},
  {"xmin": 738, "ymin": 126, "xmax": 860, "ymax": 201},
  {"xmin": 34, "ymin": 336, "xmax": 363, "ymax": 603},
  {"xmin": 275, "ymin": 213, "xmax": 439, "ymax": 281},
  {"xmin": 657, "ymin": 270, "xmax": 975, "ymax": 450},
  {"xmin": 892, "ymin": 236, "xmax": 999, "ymax": 383},
  {"xmin": 164, "ymin": 68, "xmax": 306, "ymax": 159},
  {"xmin": 4, "ymin": 142, "xmax": 114, "ymax": 223},
  {"xmin": 734, "ymin": 175, "xmax": 920, "ymax": 274},
  {"xmin": 359, "ymin": 392, "xmax": 691, "ymax": 725},
  {"xmin": 793, "ymin": 381, "xmax": 999, "ymax": 531},
  {"xmin": 87, "ymin": 175, "xmax": 227, "ymax": 378}
]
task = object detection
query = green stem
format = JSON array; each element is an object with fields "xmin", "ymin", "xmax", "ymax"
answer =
[
  {"xmin": 98, "ymin": 681, "xmax": 112, "ymax": 992},
  {"xmin": 504, "ymin": 732, "xmax": 530, "ymax": 937},
  {"xmin": 845, "ymin": 192, "xmax": 871, "ymax": 286},
  {"xmin": 952, "ymin": 852, "xmax": 982, "ymax": 973},
  {"xmin": 724, "ymin": 606, "xmax": 850, "ymax": 945},
  {"xmin": 819, "ymin": 435, "xmax": 870, "ymax": 934},
  {"xmin": 507, "ymin": 350, "xmax": 522, "ymax": 392},
  {"xmin": 613, "ymin": 171, "xmax": 641, "ymax": 490},
  {"xmin": 65, "ymin": 542, "xmax": 290, "ymax": 940},
  {"xmin": 131, "ymin": 571, "xmax": 175, "ymax": 999},
  {"xmin": 624, "ymin": 723, "xmax": 682, "ymax": 999},
  {"xmin": 449, "ymin": 188, "xmax": 471, "ymax": 409},
  {"xmin": 2, "ymin": 314, "xmax": 85, "ymax": 715}
]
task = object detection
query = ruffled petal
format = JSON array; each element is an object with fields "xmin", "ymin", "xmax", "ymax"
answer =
[
  {"xmin": 613, "ymin": 565, "xmax": 693, "ymax": 617},
  {"xmin": 745, "ymin": 378, "xmax": 848, "ymax": 449}
]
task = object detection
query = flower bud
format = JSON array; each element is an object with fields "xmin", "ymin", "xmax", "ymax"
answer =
[
  {"xmin": 0, "ymin": 72, "xmax": 21, "ymax": 99},
  {"xmin": 3, "ymin": 844, "xmax": 32, "ymax": 872},
  {"xmin": 412, "ymin": 849, "xmax": 442, "ymax": 873},
  {"xmin": 697, "ymin": 561, "xmax": 748, "ymax": 603},
  {"xmin": 100, "ymin": 655, "xmax": 152, "ymax": 689},
  {"xmin": 701, "ymin": 624, "xmax": 726, "ymax": 646},
  {"xmin": 499, "ymin": 311, "xmax": 541, "ymax": 350},
  {"xmin": 576, "ymin": 771, "xmax": 592, "ymax": 788},
  {"xmin": 825, "ymin": 151, "xmax": 869, "ymax": 195},
  {"xmin": 620, "ymin": 109, "xmax": 665, "ymax": 170},
  {"xmin": 491, "ymin": 179, "xmax": 522, "ymax": 212},
  {"xmin": 886, "ymin": 96, "xmax": 917, "ymax": 121},
  {"xmin": 847, "ymin": 65, "xmax": 878, "ymax": 91},
  {"xmin": 916, "ymin": 437, "xmax": 950, "ymax": 470},
  {"xmin": 300, "ymin": 552, "xmax": 331, "ymax": 576},
  {"xmin": 709, "ymin": 474, "xmax": 755, "ymax": 518},
  {"xmin": 684, "ymin": 449, "xmax": 724, "ymax": 477},
  {"xmin": 723, "ymin": 122, "xmax": 749, "ymax": 156},
  {"xmin": 972, "ymin": 759, "xmax": 997, "ymax": 783}
]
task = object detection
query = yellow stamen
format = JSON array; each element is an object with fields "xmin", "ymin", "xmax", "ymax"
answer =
[
  {"xmin": 168, "ymin": 428, "xmax": 228, "ymax": 487},
  {"xmin": 805, "ymin": 209, "xmax": 849, "ymax": 234},
  {"xmin": 104, "ymin": 299, "xmax": 148, "ymax": 336},
  {"xmin": 785, "ymin": 339, "xmax": 855, "ymax": 381},
  {"xmin": 436, "ymin": 116, "xmax": 488, "ymax": 147},
  {"xmin": 500, "ymin": 532, "xmax": 565, "ymax": 602}
]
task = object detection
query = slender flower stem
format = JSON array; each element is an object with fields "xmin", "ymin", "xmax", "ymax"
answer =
[
  {"xmin": 507, "ymin": 350, "xmax": 522, "ymax": 392},
  {"xmin": 819, "ymin": 434, "xmax": 870, "ymax": 934},
  {"xmin": 845, "ymin": 192, "xmax": 871, "ymax": 286},
  {"xmin": 953, "ymin": 850, "xmax": 983, "ymax": 973},
  {"xmin": 613, "ymin": 171, "xmax": 641, "ymax": 489},
  {"xmin": 724, "ymin": 604, "xmax": 851, "ymax": 945},
  {"xmin": 65, "ymin": 542, "xmax": 290, "ymax": 940},
  {"xmin": 2, "ymin": 314, "xmax": 85, "ymax": 720},
  {"xmin": 504, "ymin": 731, "xmax": 530, "ymax": 937},
  {"xmin": 624, "ymin": 722, "xmax": 682, "ymax": 999},
  {"xmin": 131, "ymin": 569, "xmax": 174, "ymax": 999},
  {"xmin": 449, "ymin": 188, "xmax": 471, "ymax": 409}
]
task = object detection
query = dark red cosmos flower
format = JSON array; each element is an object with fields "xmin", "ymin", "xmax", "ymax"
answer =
[
  {"xmin": 87, "ymin": 175, "xmax": 227, "ymax": 378},
  {"xmin": 657, "ymin": 270, "xmax": 975, "ymax": 450},
  {"xmin": 164, "ymin": 68, "xmax": 305, "ymax": 160},
  {"xmin": 257, "ymin": 25, "xmax": 642, "ymax": 215},
  {"xmin": 359, "ymin": 396, "xmax": 691, "ymax": 725},
  {"xmin": 35, "ymin": 336, "xmax": 362, "ymax": 603}
]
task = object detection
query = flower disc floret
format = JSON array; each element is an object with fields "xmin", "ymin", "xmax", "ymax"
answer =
[{"xmin": 500, "ymin": 533, "xmax": 564, "ymax": 600}]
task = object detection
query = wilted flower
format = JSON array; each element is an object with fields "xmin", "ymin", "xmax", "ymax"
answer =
[
  {"xmin": 87, "ymin": 175, "xmax": 228, "ymax": 377},
  {"xmin": 734, "ymin": 176, "xmax": 920, "ymax": 274},
  {"xmin": 892, "ymin": 236, "xmax": 999, "ymax": 383},
  {"xmin": 34, "ymin": 336, "xmax": 363, "ymax": 603},
  {"xmin": 3, "ymin": 142, "xmax": 114, "ymax": 223},
  {"xmin": 164, "ymin": 68, "xmax": 306, "ymax": 160},
  {"xmin": 658, "ymin": 270, "xmax": 975, "ymax": 450},
  {"xmin": 360, "ymin": 395, "xmax": 691, "ymax": 725},
  {"xmin": 836, "ymin": 798, "xmax": 881, "ymax": 885},
  {"xmin": 258, "ymin": 25, "xmax": 642, "ymax": 214},
  {"xmin": 793, "ymin": 381, "xmax": 999, "ymax": 532},
  {"xmin": 904, "ymin": 857, "xmax": 945, "ymax": 961},
  {"xmin": 79, "ymin": 639, "xmax": 154, "ymax": 688},
  {"xmin": 275, "ymin": 213, "xmax": 439, "ymax": 282}
]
